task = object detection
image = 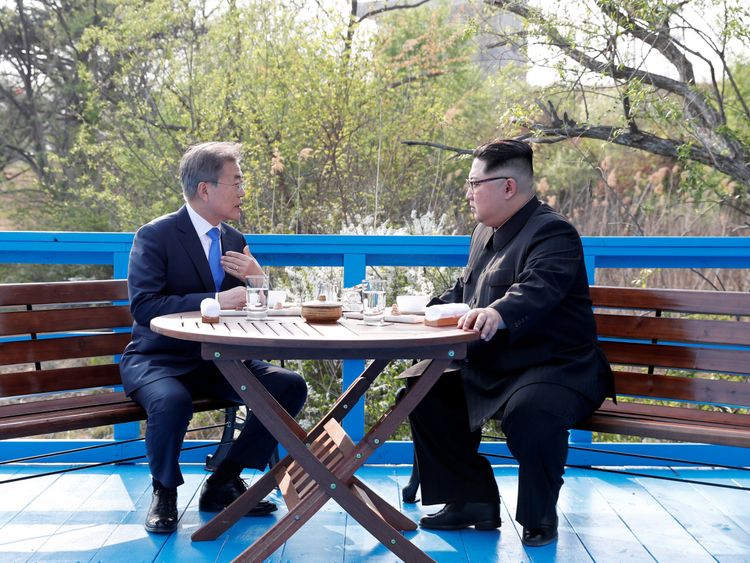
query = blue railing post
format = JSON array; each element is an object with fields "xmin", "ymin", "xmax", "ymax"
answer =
[
  {"xmin": 343, "ymin": 253, "xmax": 367, "ymax": 441},
  {"xmin": 570, "ymin": 251, "xmax": 598, "ymax": 446}
]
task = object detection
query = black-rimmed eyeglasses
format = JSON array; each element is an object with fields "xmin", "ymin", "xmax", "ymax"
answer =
[{"xmin": 464, "ymin": 176, "xmax": 510, "ymax": 192}]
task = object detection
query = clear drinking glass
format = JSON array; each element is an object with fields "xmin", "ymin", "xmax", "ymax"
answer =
[
  {"xmin": 362, "ymin": 278, "xmax": 386, "ymax": 325},
  {"xmin": 342, "ymin": 286, "xmax": 363, "ymax": 312},
  {"xmin": 245, "ymin": 274, "xmax": 269, "ymax": 320}
]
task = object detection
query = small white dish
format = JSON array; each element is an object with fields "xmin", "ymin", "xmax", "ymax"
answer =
[{"xmin": 396, "ymin": 295, "xmax": 429, "ymax": 315}]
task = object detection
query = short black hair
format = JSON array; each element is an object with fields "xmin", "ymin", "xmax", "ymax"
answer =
[{"xmin": 473, "ymin": 139, "xmax": 533, "ymax": 177}]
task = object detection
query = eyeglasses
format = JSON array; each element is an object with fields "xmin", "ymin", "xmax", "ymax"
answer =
[
  {"xmin": 204, "ymin": 180, "xmax": 245, "ymax": 192},
  {"xmin": 464, "ymin": 176, "xmax": 510, "ymax": 192}
]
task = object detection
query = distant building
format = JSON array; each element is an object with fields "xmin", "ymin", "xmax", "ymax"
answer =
[{"xmin": 355, "ymin": 0, "xmax": 523, "ymax": 74}]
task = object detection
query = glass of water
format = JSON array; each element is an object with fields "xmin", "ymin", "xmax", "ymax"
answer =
[
  {"xmin": 245, "ymin": 274, "xmax": 269, "ymax": 320},
  {"xmin": 362, "ymin": 278, "xmax": 386, "ymax": 325}
]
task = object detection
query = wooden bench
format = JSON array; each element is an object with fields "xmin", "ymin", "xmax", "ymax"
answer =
[
  {"xmin": 577, "ymin": 285, "xmax": 750, "ymax": 446},
  {"xmin": 401, "ymin": 284, "xmax": 750, "ymax": 502},
  {"xmin": 0, "ymin": 280, "xmax": 233, "ymax": 450}
]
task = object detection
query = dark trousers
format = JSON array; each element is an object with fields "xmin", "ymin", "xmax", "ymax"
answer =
[
  {"xmin": 409, "ymin": 372, "xmax": 599, "ymax": 528},
  {"xmin": 131, "ymin": 360, "xmax": 307, "ymax": 489}
]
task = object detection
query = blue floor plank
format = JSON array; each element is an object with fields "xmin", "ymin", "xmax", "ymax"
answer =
[
  {"xmin": 583, "ymin": 469, "xmax": 714, "ymax": 562},
  {"xmin": 1, "ymin": 463, "xmax": 748, "ymax": 562},
  {"xmin": 495, "ymin": 467, "xmax": 594, "ymax": 562},
  {"xmin": 558, "ymin": 469, "xmax": 654, "ymax": 561},
  {"xmin": 637, "ymin": 468, "xmax": 750, "ymax": 560}
]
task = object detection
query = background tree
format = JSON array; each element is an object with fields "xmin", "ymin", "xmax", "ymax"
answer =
[{"xmin": 478, "ymin": 0, "xmax": 750, "ymax": 222}]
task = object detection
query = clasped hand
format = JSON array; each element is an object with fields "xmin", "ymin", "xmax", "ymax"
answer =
[
  {"xmin": 458, "ymin": 307, "xmax": 503, "ymax": 341},
  {"xmin": 220, "ymin": 245, "xmax": 263, "ymax": 281}
]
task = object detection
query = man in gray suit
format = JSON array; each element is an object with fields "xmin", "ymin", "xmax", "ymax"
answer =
[{"xmin": 410, "ymin": 139, "xmax": 613, "ymax": 546}]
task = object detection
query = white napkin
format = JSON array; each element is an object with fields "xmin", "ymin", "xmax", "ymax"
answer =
[
  {"xmin": 200, "ymin": 298, "xmax": 221, "ymax": 318},
  {"xmin": 424, "ymin": 303, "xmax": 470, "ymax": 321}
]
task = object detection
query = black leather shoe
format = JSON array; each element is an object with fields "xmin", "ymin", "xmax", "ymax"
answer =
[
  {"xmin": 522, "ymin": 524, "xmax": 558, "ymax": 547},
  {"xmin": 419, "ymin": 502, "xmax": 501, "ymax": 530},
  {"xmin": 199, "ymin": 477, "xmax": 278, "ymax": 516},
  {"xmin": 144, "ymin": 489, "xmax": 178, "ymax": 533}
]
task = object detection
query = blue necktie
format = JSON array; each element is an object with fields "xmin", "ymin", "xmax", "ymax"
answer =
[{"xmin": 207, "ymin": 228, "xmax": 224, "ymax": 291}]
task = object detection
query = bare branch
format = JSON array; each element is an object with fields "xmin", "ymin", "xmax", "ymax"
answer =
[
  {"xmin": 356, "ymin": 0, "xmax": 432, "ymax": 24},
  {"xmin": 401, "ymin": 140, "xmax": 473, "ymax": 155},
  {"xmin": 595, "ymin": 0, "xmax": 695, "ymax": 84},
  {"xmin": 386, "ymin": 69, "xmax": 447, "ymax": 89}
]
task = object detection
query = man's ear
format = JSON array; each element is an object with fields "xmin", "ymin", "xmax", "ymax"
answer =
[
  {"xmin": 504, "ymin": 178, "xmax": 518, "ymax": 198},
  {"xmin": 197, "ymin": 181, "xmax": 210, "ymax": 202}
]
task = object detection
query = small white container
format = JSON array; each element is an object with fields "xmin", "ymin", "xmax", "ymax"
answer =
[{"xmin": 396, "ymin": 295, "xmax": 430, "ymax": 314}]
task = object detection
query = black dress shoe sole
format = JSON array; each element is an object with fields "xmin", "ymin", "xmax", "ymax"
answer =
[
  {"xmin": 144, "ymin": 522, "xmax": 177, "ymax": 534},
  {"xmin": 244, "ymin": 500, "xmax": 278, "ymax": 517},
  {"xmin": 199, "ymin": 498, "xmax": 278, "ymax": 516},
  {"xmin": 522, "ymin": 529, "xmax": 558, "ymax": 547},
  {"xmin": 420, "ymin": 518, "xmax": 501, "ymax": 531}
]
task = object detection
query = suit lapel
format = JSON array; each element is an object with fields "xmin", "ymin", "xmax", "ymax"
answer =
[{"xmin": 175, "ymin": 206, "xmax": 215, "ymax": 292}]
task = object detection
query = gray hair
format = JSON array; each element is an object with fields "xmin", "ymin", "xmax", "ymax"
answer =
[{"xmin": 179, "ymin": 141, "xmax": 242, "ymax": 201}]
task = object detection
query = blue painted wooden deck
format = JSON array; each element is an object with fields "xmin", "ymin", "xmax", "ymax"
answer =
[{"xmin": 1, "ymin": 463, "xmax": 748, "ymax": 562}]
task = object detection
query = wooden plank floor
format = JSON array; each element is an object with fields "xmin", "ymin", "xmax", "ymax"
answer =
[{"xmin": 1, "ymin": 463, "xmax": 749, "ymax": 562}]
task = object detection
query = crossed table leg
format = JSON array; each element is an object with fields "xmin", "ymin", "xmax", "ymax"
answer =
[{"xmin": 192, "ymin": 353, "xmax": 453, "ymax": 562}]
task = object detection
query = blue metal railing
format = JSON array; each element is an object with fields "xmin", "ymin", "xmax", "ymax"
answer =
[{"xmin": 2, "ymin": 231, "xmax": 750, "ymax": 466}]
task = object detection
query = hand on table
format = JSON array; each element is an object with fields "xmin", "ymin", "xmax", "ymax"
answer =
[
  {"xmin": 217, "ymin": 286, "xmax": 246, "ymax": 310},
  {"xmin": 458, "ymin": 307, "xmax": 504, "ymax": 341},
  {"xmin": 222, "ymin": 245, "xmax": 263, "ymax": 281}
]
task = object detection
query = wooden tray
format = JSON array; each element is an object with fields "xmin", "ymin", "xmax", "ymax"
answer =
[{"xmin": 424, "ymin": 315, "xmax": 462, "ymax": 327}]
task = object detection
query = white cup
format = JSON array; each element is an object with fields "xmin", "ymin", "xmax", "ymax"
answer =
[{"xmin": 267, "ymin": 290, "xmax": 287, "ymax": 309}]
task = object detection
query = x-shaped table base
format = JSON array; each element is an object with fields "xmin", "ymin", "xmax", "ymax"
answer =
[{"xmin": 192, "ymin": 352, "xmax": 454, "ymax": 562}]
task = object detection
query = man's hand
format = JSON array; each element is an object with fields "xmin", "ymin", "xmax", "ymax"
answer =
[
  {"xmin": 221, "ymin": 245, "xmax": 263, "ymax": 281},
  {"xmin": 217, "ymin": 286, "xmax": 246, "ymax": 310},
  {"xmin": 458, "ymin": 307, "xmax": 504, "ymax": 341}
]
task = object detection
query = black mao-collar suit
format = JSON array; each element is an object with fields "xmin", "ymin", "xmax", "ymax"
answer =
[{"xmin": 409, "ymin": 197, "xmax": 614, "ymax": 529}]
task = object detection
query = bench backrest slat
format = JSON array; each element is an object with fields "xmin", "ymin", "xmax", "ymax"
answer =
[
  {"xmin": 600, "ymin": 341, "xmax": 750, "ymax": 375},
  {"xmin": 0, "ymin": 280, "xmax": 129, "ymax": 306},
  {"xmin": 0, "ymin": 333, "xmax": 132, "ymax": 366},
  {"xmin": 611, "ymin": 370, "xmax": 750, "ymax": 406},
  {"xmin": 0, "ymin": 364, "xmax": 124, "ymax": 399},
  {"xmin": 0, "ymin": 306, "xmax": 132, "ymax": 337},
  {"xmin": 591, "ymin": 286, "xmax": 750, "ymax": 316},
  {"xmin": 595, "ymin": 313, "xmax": 750, "ymax": 347}
]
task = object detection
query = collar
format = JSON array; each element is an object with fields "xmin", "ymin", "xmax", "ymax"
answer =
[
  {"xmin": 186, "ymin": 201, "xmax": 221, "ymax": 237},
  {"xmin": 491, "ymin": 196, "xmax": 541, "ymax": 252}
]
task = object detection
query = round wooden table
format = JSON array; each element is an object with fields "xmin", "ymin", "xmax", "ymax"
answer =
[{"xmin": 151, "ymin": 312, "xmax": 479, "ymax": 563}]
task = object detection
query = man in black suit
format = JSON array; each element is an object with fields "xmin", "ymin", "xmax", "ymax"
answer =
[
  {"xmin": 411, "ymin": 139, "xmax": 613, "ymax": 546},
  {"xmin": 120, "ymin": 142, "xmax": 307, "ymax": 534}
]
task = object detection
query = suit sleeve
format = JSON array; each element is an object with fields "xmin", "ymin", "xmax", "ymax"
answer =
[
  {"xmin": 491, "ymin": 219, "xmax": 583, "ymax": 342},
  {"xmin": 127, "ymin": 222, "xmax": 214, "ymax": 326}
]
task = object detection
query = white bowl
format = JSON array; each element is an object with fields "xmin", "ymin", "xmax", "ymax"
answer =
[{"xmin": 396, "ymin": 295, "xmax": 430, "ymax": 314}]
